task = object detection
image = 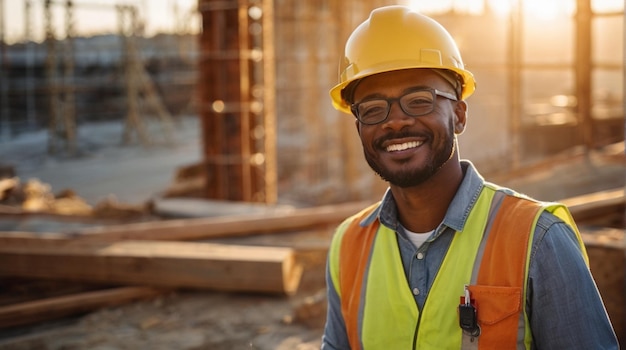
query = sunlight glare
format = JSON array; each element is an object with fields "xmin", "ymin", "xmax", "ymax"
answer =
[
  {"xmin": 592, "ymin": 0, "xmax": 624, "ymax": 12},
  {"xmin": 407, "ymin": 0, "xmax": 454, "ymax": 14},
  {"xmin": 452, "ymin": 0, "xmax": 484, "ymax": 15},
  {"xmin": 523, "ymin": 0, "xmax": 575, "ymax": 20},
  {"xmin": 487, "ymin": 0, "xmax": 513, "ymax": 17},
  {"xmin": 407, "ymin": 0, "xmax": 609, "ymax": 18},
  {"xmin": 407, "ymin": 0, "xmax": 482, "ymax": 15}
]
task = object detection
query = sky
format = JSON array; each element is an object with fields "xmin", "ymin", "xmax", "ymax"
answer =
[{"xmin": 1, "ymin": 0, "xmax": 624, "ymax": 44}]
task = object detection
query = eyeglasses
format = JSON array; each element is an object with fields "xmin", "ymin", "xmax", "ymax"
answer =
[{"xmin": 350, "ymin": 88, "xmax": 458, "ymax": 125}]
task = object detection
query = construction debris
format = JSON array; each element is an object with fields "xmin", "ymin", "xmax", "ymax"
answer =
[{"xmin": 0, "ymin": 177, "xmax": 152, "ymax": 220}]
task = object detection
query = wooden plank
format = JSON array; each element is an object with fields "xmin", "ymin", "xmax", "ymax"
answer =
[
  {"xmin": 0, "ymin": 231, "xmax": 69, "ymax": 245},
  {"xmin": 561, "ymin": 188, "xmax": 624, "ymax": 224},
  {"xmin": 0, "ymin": 287, "xmax": 162, "ymax": 329},
  {"xmin": 563, "ymin": 188, "xmax": 624, "ymax": 212},
  {"xmin": 71, "ymin": 200, "xmax": 371, "ymax": 241},
  {"xmin": 0, "ymin": 239, "xmax": 303, "ymax": 295}
]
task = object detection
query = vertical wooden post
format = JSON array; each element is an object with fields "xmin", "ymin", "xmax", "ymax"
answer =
[
  {"xmin": 575, "ymin": 0, "xmax": 593, "ymax": 149},
  {"xmin": 45, "ymin": 0, "xmax": 60, "ymax": 154},
  {"xmin": 24, "ymin": 0, "xmax": 37, "ymax": 130},
  {"xmin": 0, "ymin": 0, "xmax": 9, "ymax": 140},
  {"xmin": 260, "ymin": 0, "xmax": 277, "ymax": 204},
  {"xmin": 508, "ymin": 1, "xmax": 523, "ymax": 170},
  {"xmin": 119, "ymin": 5, "xmax": 150, "ymax": 146},
  {"xmin": 63, "ymin": 0, "xmax": 77, "ymax": 155}
]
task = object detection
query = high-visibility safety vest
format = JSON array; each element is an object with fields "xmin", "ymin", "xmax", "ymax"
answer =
[{"xmin": 328, "ymin": 184, "xmax": 588, "ymax": 350}]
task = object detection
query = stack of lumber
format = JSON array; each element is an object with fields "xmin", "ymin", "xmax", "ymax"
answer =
[{"xmin": 0, "ymin": 200, "xmax": 371, "ymax": 329}]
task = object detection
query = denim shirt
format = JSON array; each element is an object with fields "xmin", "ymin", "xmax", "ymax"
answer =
[{"xmin": 322, "ymin": 160, "xmax": 619, "ymax": 349}]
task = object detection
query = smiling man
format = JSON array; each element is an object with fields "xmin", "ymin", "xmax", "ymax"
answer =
[{"xmin": 321, "ymin": 5, "xmax": 619, "ymax": 350}]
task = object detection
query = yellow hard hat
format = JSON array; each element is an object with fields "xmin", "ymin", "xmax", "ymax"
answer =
[{"xmin": 330, "ymin": 5, "xmax": 476, "ymax": 114}]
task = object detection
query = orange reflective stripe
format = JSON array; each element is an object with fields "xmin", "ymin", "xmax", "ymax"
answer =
[
  {"xmin": 472, "ymin": 195, "xmax": 541, "ymax": 349},
  {"xmin": 339, "ymin": 207, "xmax": 379, "ymax": 350}
]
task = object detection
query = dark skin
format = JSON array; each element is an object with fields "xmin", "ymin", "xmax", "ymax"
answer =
[{"xmin": 353, "ymin": 69, "xmax": 468, "ymax": 233}]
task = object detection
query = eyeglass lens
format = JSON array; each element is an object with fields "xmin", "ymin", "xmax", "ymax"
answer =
[{"xmin": 355, "ymin": 90, "xmax": 436, "ymax": 125}]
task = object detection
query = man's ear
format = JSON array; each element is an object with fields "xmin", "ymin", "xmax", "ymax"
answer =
[
  {"xmin": 454, "ymin": 101, "xmax": 468, "ymax": 134},
  {"xmin": 355, "ymin": 119, "xmax": 361, "ymax": 135}
]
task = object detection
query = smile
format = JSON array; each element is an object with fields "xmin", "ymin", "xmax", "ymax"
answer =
[{"xmin": 386, "ymin": 141, "xmax": 423, "ymax": 152}]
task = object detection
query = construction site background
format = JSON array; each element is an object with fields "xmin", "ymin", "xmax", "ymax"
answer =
[
  {"xmin": 0, "ymin": 0, "xmax": 624, "ymax": 348},
  {"xmin": 0, "ymin": 0, "xmax": 624, "ymax": 206}
]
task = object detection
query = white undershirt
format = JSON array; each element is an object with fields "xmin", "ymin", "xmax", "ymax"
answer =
[{"xmin": 402, "ymin": 225, "xmax": 434, "ymax": 249}]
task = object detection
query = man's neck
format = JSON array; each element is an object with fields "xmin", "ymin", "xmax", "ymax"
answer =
[{"xmin": 390, "ymin": 161, "xmax": 464, "ymax": 233}]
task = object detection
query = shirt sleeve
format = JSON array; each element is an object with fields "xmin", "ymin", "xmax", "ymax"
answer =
[
  {"xmin": 321, "ymin": 255, "xmax": 351, "ymax": 350},
  {"xmin": 527, "ymin": 212, "xmax": 619, "ymax": 349}
]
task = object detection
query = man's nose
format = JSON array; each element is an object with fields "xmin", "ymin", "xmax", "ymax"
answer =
[{"xmin": 381, "ymin": 101, "xmax": 415, "ymax": 130}]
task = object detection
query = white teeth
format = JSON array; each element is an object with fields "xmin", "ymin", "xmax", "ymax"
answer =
[{"xmin": 386, "ymin": 141, "xmax": 422, "ymax": 152}]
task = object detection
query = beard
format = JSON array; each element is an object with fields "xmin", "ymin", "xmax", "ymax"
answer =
[{"xmin": 364, "ymin": 130, "xmax": 456, "ymax": 188}]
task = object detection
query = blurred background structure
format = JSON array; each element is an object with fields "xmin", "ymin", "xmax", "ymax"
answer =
[{"xmin": 0, "ymin": 0, "xmax": 623, "ymax": 205}]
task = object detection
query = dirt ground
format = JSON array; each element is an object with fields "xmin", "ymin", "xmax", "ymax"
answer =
[
  {"xmin": 0, "ymin": 289, "xmax": 325, "ymax": 350},
  {"xmin": 0, "ymin": 229, "xmax": 330, "ymax": 350},
  {"xmin": 0, "ymin": 116, "xmax": 624, "ymax": 349}
]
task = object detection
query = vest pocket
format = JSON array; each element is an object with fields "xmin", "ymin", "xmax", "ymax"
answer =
[
  {"xmin": 468, "ymin": 285, "xmax": 522, "ymax": 325},
  {"xmin": 467, "ymin": 285, "xmax": 523, "ymax": 347}
]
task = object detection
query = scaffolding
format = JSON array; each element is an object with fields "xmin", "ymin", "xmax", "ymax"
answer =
[
  {"xmin": 50, "ymin": 0, "xmax": 78, "ymax": 154},
  {"xmin": 117, "ymin": 4, "xmax": 175, "ymax": 146},
  {"xmin": 3, "ymin": 0, "xmax": 179, "ymax": 152}
]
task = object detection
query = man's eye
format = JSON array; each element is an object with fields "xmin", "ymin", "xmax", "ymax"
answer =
[
  {"xmin": 360, "ymin": 104, "xmax": 386, "ymax": 117},
  {"xmin": 405, "ymin": 98, "xmax": 431, "ymax": 107}
]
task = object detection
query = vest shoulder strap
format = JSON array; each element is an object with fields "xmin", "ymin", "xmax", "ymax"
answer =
[
  {"xmin": 470, "ymin": 193, "xmax": 544, "ymax": 349},
  {"xmin": 337, "ymin": 204, "xmax": 380, "ymax": 350}
]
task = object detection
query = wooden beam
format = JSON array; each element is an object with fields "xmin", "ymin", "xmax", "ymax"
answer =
[
  {"xmin": 71, "ymin": 200, "xmax": 371, "ymax": 241},
  {"xmin": 0, "ymin": 239, "xmax": 303, "ymax": 295},
  {"xmin": 562, "ymin": 188, "xmax": 624, "ymax": 224},
  {"xmin": 0, "ymin": 287, "xmax": 162, "ymax": 329}
]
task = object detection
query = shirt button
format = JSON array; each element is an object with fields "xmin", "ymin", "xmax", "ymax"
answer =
[
  {"xmin": 412, "ymin": 288, "xmax": 420, "ymax": 296},
  {"xmin": 416, "ymin": 252, "xmax": 424, "ymax": 260}
]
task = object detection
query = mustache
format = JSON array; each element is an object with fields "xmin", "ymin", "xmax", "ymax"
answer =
[{"xmin": 373, "ymin": 130, "xmax": 431, "ymax": 149}]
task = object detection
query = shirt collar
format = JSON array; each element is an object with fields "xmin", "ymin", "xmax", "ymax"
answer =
[{"xmin": 359, "ymin": 160, "xmax": 485, "ymax": 233}]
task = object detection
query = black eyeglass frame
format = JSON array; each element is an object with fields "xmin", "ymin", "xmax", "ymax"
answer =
[{"xmin": 350, "ymin": 88, "xmax": 458, "ymax": 125}]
